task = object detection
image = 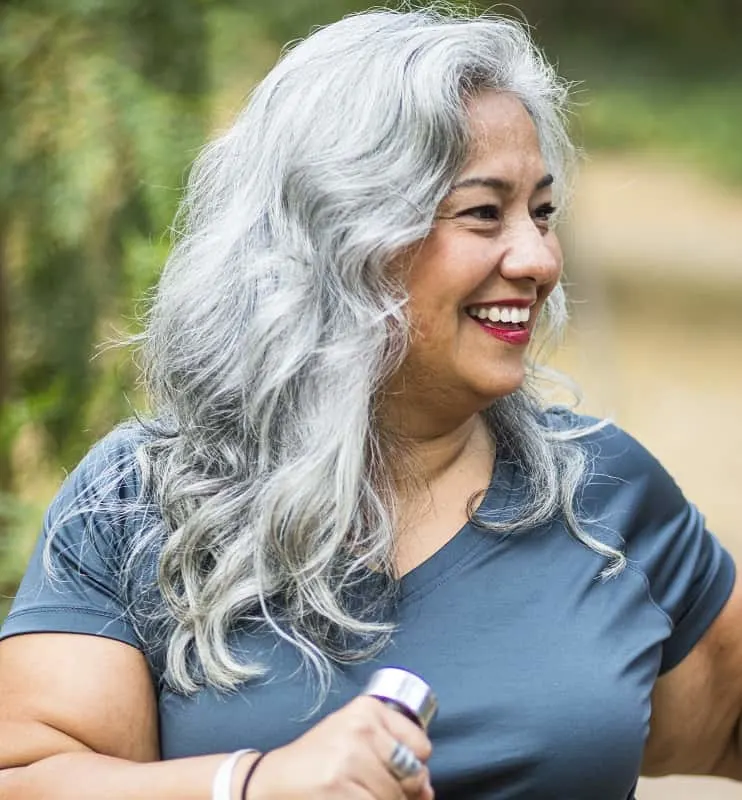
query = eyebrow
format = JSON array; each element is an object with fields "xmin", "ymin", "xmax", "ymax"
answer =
[{"xmin": 449, "ymin": 173, "xmax": 554, "ymax": 194}]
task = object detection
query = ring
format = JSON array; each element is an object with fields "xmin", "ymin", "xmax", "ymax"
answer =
[{"xmin": 388, "ymin": 741, "xmax": 423, "ymax": 780}]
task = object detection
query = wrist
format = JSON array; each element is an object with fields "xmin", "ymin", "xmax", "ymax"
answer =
[
  {"xmin": 211, "ymin": 749, "xmax": 261, "ymax": 800},
  {"xmin": 237, "ymin": 751, "xmax": 268, "ymax": 800}
]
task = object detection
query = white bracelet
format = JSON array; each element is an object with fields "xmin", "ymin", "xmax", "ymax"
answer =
[{"xmin": 212, "ymin": 749, "xmax": 259, "ymax": 800}]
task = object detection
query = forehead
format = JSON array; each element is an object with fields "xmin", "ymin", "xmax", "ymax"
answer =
[{"xmin": 460, "ymin": 90, "xmax": 545, "ymax": 177}]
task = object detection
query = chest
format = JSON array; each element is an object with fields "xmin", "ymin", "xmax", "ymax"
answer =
[{"xmin": 157, "ymin": 525, "xmax": 669, "ymax": 799}]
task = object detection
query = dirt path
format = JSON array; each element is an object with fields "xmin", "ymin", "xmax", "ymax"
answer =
[{"xmin": 569, "ymin": 155, "xmax": 742, "ymax": 289}]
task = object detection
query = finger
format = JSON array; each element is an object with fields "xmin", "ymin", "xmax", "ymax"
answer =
[
  {"xmin": 370, "ymin": 699, "xmax": 433, "ymax": 763},
  {"xmin": 376, "ymin": 725, "xmax": 434, "ymax": 799},
  {"xmin": 341, "ymin": 697, "xmax": 433, "ymax": 798},
  {"xmin": 388, "ymin": 740, "xmax": 424, "ymax": 780},
  {"xmin": 348, "ymin": 741, "xmax": 407, "ymax": 800},
  {"xmin": 398, "ymin": 760, "xmax": 433, "ymax": 800},
  {"xmin": 344, "ymin": 719, "xmax": 429, "ymax": 800},
  {"xmin": 374, "ymin": 729, "xmax": 433, "ymax": 799},
  {"xmin": 409, "ymin": 771, "xmax": 435, "ymax": 800},
  {"xmin": 328, "ymin": 700, "xmax": 414, "ymax": 799}
]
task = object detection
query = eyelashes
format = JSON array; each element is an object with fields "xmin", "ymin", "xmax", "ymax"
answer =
[
  {"xmin": 454, "ymin": 202, "xmax": 558, "ymax": 225},
  {"xmin": 533, "ymin": 203, "xmax": 557, "ymax": 221},
  {"xmin": 457, "ymin": 205, "xmax": 500, "ymax": 221}
]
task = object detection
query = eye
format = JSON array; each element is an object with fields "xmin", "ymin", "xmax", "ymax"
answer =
[
  {"xmin": 533, "ymin": 203, "xmax": 557, "ymax": 227},
  {"xmin": 458, "ymin": 204, "xmax": 500, "ymax": 222}
]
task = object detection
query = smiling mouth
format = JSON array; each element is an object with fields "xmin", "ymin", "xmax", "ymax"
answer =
[{"xmin": 465, "ymin": 304, "xmax": 530, "ymax": 326}]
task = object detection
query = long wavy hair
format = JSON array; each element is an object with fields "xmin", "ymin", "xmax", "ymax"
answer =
[{"xmin": 123, "ymin": 5, "xmax": 625, "ymax": 696}]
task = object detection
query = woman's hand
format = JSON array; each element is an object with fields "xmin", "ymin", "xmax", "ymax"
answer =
[{"xmin": 246, "ymin": 696, "xmax": 434, "ymax": 799}]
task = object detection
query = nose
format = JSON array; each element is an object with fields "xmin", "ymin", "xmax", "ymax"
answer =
[{"xmin": 498, "ymin": 219, "xmax": 562, "ymax": 285}]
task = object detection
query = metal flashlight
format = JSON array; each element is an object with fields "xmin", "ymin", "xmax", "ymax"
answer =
[{"xmin": 361, "ymin": 667, "xmax": 438, "ymax": 731}]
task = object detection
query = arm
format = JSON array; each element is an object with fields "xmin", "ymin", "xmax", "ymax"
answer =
[
  {"xmin": 0, "ymin": 753, "xmax": 255, "ymax": 800},
  {"xmin": 0, "ymin": 632, "xmax": 433, "ymax": 800},
  {"xmin": 0, "ymin": 632, "xmax": 262, "ymax": 799},
  {"xmin": 642, "ymin": 575, "xmax": 742, "ymax": 780}
]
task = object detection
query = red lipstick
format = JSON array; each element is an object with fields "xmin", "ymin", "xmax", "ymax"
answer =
[
  {"xmin": 471, "ymin": 319, "xmax": 531, "ymax": 345},
  {"xmin": 465, "ymin": 299, "xmax": 535, "ymax": 346}
]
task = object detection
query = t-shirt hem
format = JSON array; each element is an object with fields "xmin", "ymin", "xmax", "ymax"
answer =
[
  {"xmin": 659, "ymin": 549, "xmax": 736, "ymax": 674},
  {"xmin": 0, "ymin": 606, "xmax": 142, "ymax": 650}
]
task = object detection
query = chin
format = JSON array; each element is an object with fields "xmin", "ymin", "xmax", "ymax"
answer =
[
  {"xmin": 479, "ymin": 362, "xmax": 526, "ymax": 394},
  {"xmin": 470, "ymin": 375, "xmax": 526, "ymax": 405}
]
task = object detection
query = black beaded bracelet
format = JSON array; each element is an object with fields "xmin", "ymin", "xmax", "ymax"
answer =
[{"xmin": 240, "ymin": 752, "xmax": 267, "ymax": 800}]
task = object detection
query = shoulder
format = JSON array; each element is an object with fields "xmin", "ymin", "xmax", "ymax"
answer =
[
  {"xmin": 44, "ymin": 420, "xmax": 152, "ymax": 555},
  {"xmin": 1, "ymin": 421, "xmax": 157, "ymax": 652},
  {"xmin": 40, "ymin": 420, "xmax": 157, "ymax": 599},
  {"xmin": 542, "ymin": 405, "xmax": 650, "ymax": 463},
  {"xmin": 541, "ymin": 406, "xmax": 692, "ymax": 547},
  {"xmin": 542, "ymin": 406, "xmax": 682, "ymax": 500},
  {"xmin": 53, "ymin": 421, "xmax": 148, "ymax": 506},
  {"xmin": 543, "ymin": 407, "xmax": 735, "ymax": 677}
]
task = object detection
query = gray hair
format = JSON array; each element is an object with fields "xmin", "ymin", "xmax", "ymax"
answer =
[{"xmin": 125, "ymin": 5, "xmax": 625, "ymax": 696}]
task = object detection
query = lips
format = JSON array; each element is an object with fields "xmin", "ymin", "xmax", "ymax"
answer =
[
  {"xmin": 464, "ymin": 301, "xmax": 534, "ymax": 345},
  {"xmin": 468, "ymin": 315, "xmax": 531, "ymax": 345}
]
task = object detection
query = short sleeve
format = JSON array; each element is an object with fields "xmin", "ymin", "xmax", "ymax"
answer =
[
  {"xmin": 582, "ymin": 421, "xmax": 736, "ymax": 675},
  {"xmin": 0, "ymin": 425, "xmax": 145, "ymax": 649}
]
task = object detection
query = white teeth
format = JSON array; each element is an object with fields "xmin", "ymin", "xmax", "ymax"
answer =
[{"xmin": 468, "ymin": 305, "xmax": 531, "ymax": 324}]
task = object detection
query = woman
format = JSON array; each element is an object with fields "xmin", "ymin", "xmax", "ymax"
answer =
[{"xmin": 0, "ymin": 7, "xmax": 740, "ymax": 800}]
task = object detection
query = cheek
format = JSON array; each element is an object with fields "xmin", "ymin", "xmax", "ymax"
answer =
[
  {"xmin": 404, "ymin": 253, "xmax": 470, "ymax": 325},
  {"xmin": 406, "ymin": 299, "xmax": 455, "ymax": 348},
  {"xmin": 404, "ymin": 280, "xmax": 467, "ymax": 357}
]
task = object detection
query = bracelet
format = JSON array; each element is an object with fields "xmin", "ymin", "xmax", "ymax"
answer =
[
  {"xmin": 240, "ymin": 752, "xmax": 267, "ymax": 800},
  {"xmin": 212, "ymin": 749, "xmax": 259, "ymax": 800}
]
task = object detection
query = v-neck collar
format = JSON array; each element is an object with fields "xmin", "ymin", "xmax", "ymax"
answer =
[{"xmin": 398, "ymin": 455, "xmax": 518, "ymax": 601}]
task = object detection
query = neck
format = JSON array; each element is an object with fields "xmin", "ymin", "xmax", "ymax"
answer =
[{"xmin": 383, "ymin": 412, "xmax": 495, "ymax": 494}]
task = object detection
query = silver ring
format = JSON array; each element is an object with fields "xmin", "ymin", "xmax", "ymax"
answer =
[{"xmin": 388, "ymin": 741, "xmax": 422, "ymax": 780}]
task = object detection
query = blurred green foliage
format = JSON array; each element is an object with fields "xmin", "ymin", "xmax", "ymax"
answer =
[
  {"xmin": 0, "ymin": 0, "xmax": 214, "ymax": 600},
  {"xmin": 511, "ymin": 0, "xmax": 741, "ymax": 76},
  {"xmin": 0, "ymin": 0, "xmax": 740, "ymax": 605}
]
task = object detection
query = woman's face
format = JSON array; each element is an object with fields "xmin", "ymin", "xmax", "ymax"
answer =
[{"xmin": 386, "ymin": 91, "xmax": 563, "ymax": 432}]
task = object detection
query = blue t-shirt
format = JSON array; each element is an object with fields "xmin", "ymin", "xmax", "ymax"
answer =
[{"xmin": 1, "ymin": 412, "xmax": 735, "ymax": 799}]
